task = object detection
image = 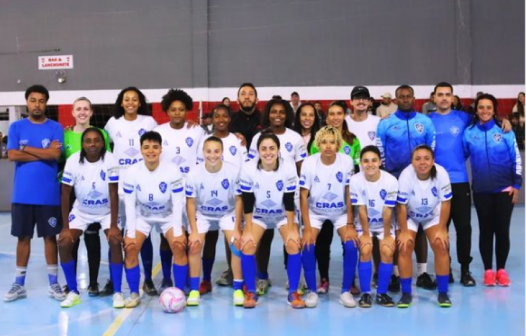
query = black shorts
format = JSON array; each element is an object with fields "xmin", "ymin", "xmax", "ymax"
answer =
[{"xmin": 11, "ymin": 203, "xmax": 62, "ymax": 238}]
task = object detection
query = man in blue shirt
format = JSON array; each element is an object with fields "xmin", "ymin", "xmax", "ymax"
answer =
[
  {"xmin": 4, "ymin": 85, "xmax": 66, "ymax": 302},
  {"xmin": 376, "ymin": 85, "xmax": 437, "ymax": 294},
  {"xmin": 429, "ymin": 82, "xmax": 511, "ymax": 286}
]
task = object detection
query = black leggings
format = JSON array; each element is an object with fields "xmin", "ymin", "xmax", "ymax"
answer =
[
  {"xmin": 446, "ymin": 183, "xmax": 473, "ymax": 268},
  {"xmin": 315, "ymin": 220, "xmax": 334, "ymax": 281},
  {"xmin": 473, "ymin": 192, "xmax": 515, "ymax": 270},
  {"xmin": 72, "ymin": 223, "xmax": 101, "ymax": 285}
]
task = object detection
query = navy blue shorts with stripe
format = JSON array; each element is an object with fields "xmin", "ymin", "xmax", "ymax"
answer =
[{"xmin": 11, "ymin": 203, "xmax": 62, "ymax": 238}]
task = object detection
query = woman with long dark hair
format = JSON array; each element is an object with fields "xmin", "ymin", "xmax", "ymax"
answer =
[{"xmin": 293, "ymin": 102, "xmax": 321, "ymax": 153}]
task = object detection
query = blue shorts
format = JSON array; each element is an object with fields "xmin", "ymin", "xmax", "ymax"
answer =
[{"xmin": 11, "ymin": 203, "xmax": 62, "ymax": 238}]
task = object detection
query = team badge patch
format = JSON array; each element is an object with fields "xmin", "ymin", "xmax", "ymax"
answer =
[
  {"xmin": 163, "ymin": 140, "xmax": 169, "ymax": 146},
  {"xmin": 159, "ymin": 182, "xmax": 167, "ymax": 193},
  {"xmin": 42, "ymin": 138, "xmax": 50, "ymax": 149},
  {"xmin": 492, "ymin": 133, "xmax": 502, "ymax": 143},
  {"xmin": 336, "ymin": 172, "xmax": 343, "ymax": 183},
  {"xmin": 254, "ymin": 182, "xmax": 260, "ymax": 190},
  {"xmin": 229, "ymin": 146, "xmax": 237, "ymax": 156},
  {"xmin": 136, "ymin": 184, "xmax": 141, "ymax": 192},
  {"xmin": 285, "ymin": 142, "xmax": 293, "ymax": 152},
  {"xmin": 368, "ymin": 131, "xmax": 376, "ymax": 140},
  {"xmin": 276, "ymin": 180, "xmax": 284, "ymax": 191},
  {"xmin": 48, "ymin": 217, "xmax": 57, "ymax": 228},
  {"xmin": 431, "ymin": 187, "xmax": 438, "ymax": 197},
  {"xmin": 314, "ymin": 176, "xmax": 320, "ymax": 183},
  {"xmin": 414, "ymin": 123, "xmax": 424, "ymax": 134},
  {"xmin": 344, "ymin": 146, "xmax": 351, "ymax": 155},
  {"xmin": 100, "ymin": 170, "xmax": 106, "ymax": 181},
  {"xmin": 68, "ymin": 214, "xmax": 75, "ymax": 222},
  {"xmin": 380, "ymin": 189, "xmax": 387, "ymax": 200},
  {"xmin": 221, "ymin": 179, "xmax": 230, "ymax": 190},
  {"xmin": 450, "ymin": 126, "xmax": 460, "ymax": 137},
  {"xmin": 186, "ymin": 137, "xmax": 194, "ymax": 147},
  {"xmin": 138, "ymin": 128, "xmax": 146, "ymax": 136},
  {"xmin": 116, "ymin": 131, "xmax": 122, "ymax": 138}
]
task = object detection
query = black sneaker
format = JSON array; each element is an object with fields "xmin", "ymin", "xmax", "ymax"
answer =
[
  {"xmin": 437, "ymin": 292, "xmax": 452, "ymax": 308},
  {"xmin": 397, "ymin": 293, "xmax": 412, "ymax": 308},
  {"xmin": 416, "ymin": 272, "xmax": 437, "ymax": 290},
  {"xmin": 376, "ymin": 293, "xmax": 395, "ymax": 307},
  {"xmin": 449, "ymin": 270, "xmax": 455, "ymax": 283},
  {"xmin": 358, "ymin": 293, "xmax": 373, "ymax": 308},
  {"xmin": 388, "ymin": 275, "xmax": 400, "ymax": 292},
  {"xmin": 99, "ymin": 279, "xmax": 114, "ymax": 297},
  {"xmin": 63, "ymin": 284, "xmax": 70, "ymax": 295},
  {"xmin": 88, "ymin": 283, "xmax": 100, "ymax": 297},
  {"xmin": 143, "ymin": 279, "xmax": 158, "ymax": 296},
  {"xmin": 460, "ymin": 269, "xmax": 476, "ymax": 287}
]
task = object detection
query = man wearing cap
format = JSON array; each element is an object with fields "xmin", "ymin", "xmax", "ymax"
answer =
[
  {"xmin": 345, "ymin": 86, "xmax": 381, "ymax": 147},
  {"xmin": 377, "ymin": 92, "xmax": 398, "ymax": 118}
]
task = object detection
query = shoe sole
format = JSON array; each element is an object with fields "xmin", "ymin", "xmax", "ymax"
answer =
[
  {"xmin": 61, "ymin": 300, "xmax": 81, "ymax": 308},
  {"xmin": 438, "ymin": 302, "xmax": 452, "ymax": 308},
  {"xmin": 397, "ymin": 303, "xmax": 411, "ymax": 308},
  {"xmin": 339, "ymin": 300, "xmax": 357, "ymax": 308},
  {"xmin": 186, "ymin": 302, "xmax": 200, "ymax": 306},
  {"xmin": 484, "ymin": 283, "xmax": 496, "ymax": 287},
  {"xmin": 4, "ymin": 293, "xmax": 27, "ymax": 302},
  {"xmin": 113, "ymin": 304, "xmax": 125, "ymax": 309},
  {"xmin": 497, "ymin": 283, "xmax": 510, "ymax": 287},
  {"xmin": 287, "ymin": 302, "xmax": 306, "ymax": 309},
  {"xmin": 461, "ymin": 282, "xmax": 476, "ymax": 287},
  {"xmin": 377, "ymin": 302, "xmax": 395, "ymax": 307},
  {"xmin": 359, "ymin": 303, "xmax": 372, "ymax": 308}
]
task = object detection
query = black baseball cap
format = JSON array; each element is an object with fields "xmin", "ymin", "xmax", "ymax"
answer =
[{"xmin": 351, "ymin": 86, "xmax": 370, "ymax": 99}]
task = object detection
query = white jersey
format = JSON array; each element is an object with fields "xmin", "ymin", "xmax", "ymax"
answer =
[
  {"xmin": 104, "ymin": 115, "xmax": 158, "ymax": 169},
  {"xmin": 196, "ymin": 133, "xmax": 247, "ymax": 168},
  {"xmin": 350, "ymin": 170, "xmax": 398, "ymax": 231},
  {"xmin": 62, "ymin": 152, "xmax": 119, "ymax": 216},
  {"xmin": 186, "ymin": 162, "xmax": 240, "ymax": 218},
  {"xmin": 345, "ymin": 114, "xmax": 380, "ymax": 148},
  {"xmin": 123, "ymin": 161, "xmax": 184, "ymax": 238},
  {"xmin": 154, "ymin": 122, "xmax": 206, "ymax": 176},
  {"xmin": 397, "ymin": 163, "xmax": 452, "ymax": 222},
  {"xmin": 247, "ymin": 128, "xmax": 307, "ymax": 164},
  {"xmin": 239, "ymin": 159, "xmax": 297, "ymax": 220},
  {"xmin": 299, "ymin": 153, "xmax": 353, "ymax": 217}
]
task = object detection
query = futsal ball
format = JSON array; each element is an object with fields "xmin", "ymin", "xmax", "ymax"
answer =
[{"xmin": 159, "ymin": 287, "xmax": 186, "ymax": 313}]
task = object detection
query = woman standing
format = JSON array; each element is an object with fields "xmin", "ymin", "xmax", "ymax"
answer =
[
  {"xmin": 463, "ymin": 94, "xmax": 522, "ymax": 286},
  {"xmin": 293, "ymin": 102, "xmax": 321, "ymax": 153}
]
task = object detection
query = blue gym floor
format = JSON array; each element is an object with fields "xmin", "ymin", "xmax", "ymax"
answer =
[{"xmin": 0, "ymin": 207, "xmax": 524, "ymax": 336}]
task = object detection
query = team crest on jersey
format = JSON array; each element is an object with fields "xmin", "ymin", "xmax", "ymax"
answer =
[
  {"xmin": 186, "ymin": 137, "xmax": 194, "ymax": 147},
  {"xmin": 492, "ymin": 133, "xmax": 502, "ymax": 143},
  {"xmin": 414, "ymin": 123, "xmax": 424, "ymax": 134},
  {"xmin": 100, "ymin": 170, "xmax": 106, "ymax": 181},
  {"xmin": 276, "ymin": 180, "xmax": 284, "ymax": 191},
  {"xmin": 254, "ymin": 182, "xmax": 260, "ymax": 190},
  {"xmin": 450, "ymin": 126, "xmax": 460, "ymax": 137},
  {"xmin": 159, "ymin": 182, "xmax": 167, "ymax": 193},
  {"xmin": 138, "ymin": 128, "xmax": 146, "ymax": 136},
  {"xmin": 431, "ymin": 187, "xmax": 438, "ymax": 197},
  {"xmin": 48, "ymin": 217, "xmax": 57, "ymax": 228},
  {"xmin": 136, "ymin": 184, "xmax": 141, "ymax": 192},
  {"xmin": 65, "ymin": 144, "xmax": 71, "ymax": 150},
  {"xmin": 116, "ymin": 132, "xmax": 122, "ymax": 138},
  {"xmin": 221, "ymin": 179, "xmax": 230, "ymax": 190},
  {"xmin": 336, "ymin": 172, "xmax": 343, "ymax": 183},
  {"xmin": 285, "ymin": 142, "xmax": 293, "ymax": 152},
  {"xmin": 314, "ymin": 176, "xmax": 320, "ymax": 183},
  {"xmin": 344, "ymin": 146, "xmax": 351, "ymax": 155},
  {"xmin": 163, "ymin": 140, "xmax": 169, "ymax": 146},
  {"xmin": 42, "ymin": 138, "xmax": 50, "ymax": 149},
  {"xmin": 18, "ymin": 140, "xmax": 28, "ymax": 150},
  {"xmin": 200, "ymin": 184, "xmax": 205, "ymax": 190},
  {"xmin": 368, "ymin": 131, "xmax": 376, "ymax": 140},
  {"xmin": 229, "ymin": 146, "xmax": 237, "ymax": 156},
  {"xmin": 68, "ymin": 214, "xmax": 75, "ymax": 222},
  {"xmin": 380, "ymin": 189, "xmax": 387, "ymax": 200}
]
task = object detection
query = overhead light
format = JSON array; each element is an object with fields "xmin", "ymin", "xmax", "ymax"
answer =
[{"xmin": 56, "ymin": 70, "xmax": 67, "ymax": 84}]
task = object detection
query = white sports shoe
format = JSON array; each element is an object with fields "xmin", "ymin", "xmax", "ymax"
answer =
[
  {"xmin": 4, "ymin": 283, "xmax": 27, "ymax": 302},
  {"xmin": 49, "ymin": 283, "xmax": 66, "ymax": 301},
  {"xmin": 113, "ymin": 292, "xmax": 125, "ymax": 308},
  {"xmin": 305, "ymin": 291, "xmax": 319, "ymax": 308},
  {"xmin": 339, "ymin": 292, "xmax": 357, "ymax": 308},
  {"xmin": 125, "ymin": 292, "xmax": 141, "ymax": 308},
  {"xmin": 61, "ymin": 292, "xmax": 81, "ymax": 308}
]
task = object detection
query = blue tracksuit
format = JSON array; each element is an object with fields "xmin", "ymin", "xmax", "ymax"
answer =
[
  {"xmin": 376, "ymin": 110, "xmax": 436, "ymax": 178},
  {"xmin": 429, "ymin": 110, "xmax": 473, "ymax": 184},
  {"xmin": 463, "ymin": 119, "xmax": 522, "ymax": 193}
]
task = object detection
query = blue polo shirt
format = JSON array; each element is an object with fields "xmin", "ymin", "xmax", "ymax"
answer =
[{"xmin": 7, "ymin": 118, "xmax": 64, "ymax": 205}]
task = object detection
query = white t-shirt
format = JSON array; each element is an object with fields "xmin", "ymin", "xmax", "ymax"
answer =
[
  {"xmin": 299, "ymin": 153, "xmax": 353, "ymax": 217},
  {"xmin": 154, "ymin": 122, "xmax": 206, "ymax": 176},
  {"xmin": 62, "ymin": 152, "xmax": 119, "ymax": 216},
  {"xmin": 397, "ymin": 163, "xmax": 452, "ymax": 222},
  {"xmin": 185, "ymin": 162, "xmax": 240, "ymax": 218},
  {"xmin": 350, "ymin": 170, "xmax": 398, "ymax": 231},
  {"xmin": 345, "ymin": 114, "xmax": 380, "ymax": 148},
  {"xmin": 104, "ymin": 115, "xmax": 158, "ymax": 169},
  {"xmin": 123, "ymin": 161, "xmax": 184, "ymax": 238},
  {"xmin": 239, "ymin": 159, "xmax": 297, "ymax": 220},
  {"xmin": 248, "ymin": 128, "xmax": 307, "ymax": 164},
  {"xmin": 196, "ymin": 133, "xmax": 247, "ymax": 168}
]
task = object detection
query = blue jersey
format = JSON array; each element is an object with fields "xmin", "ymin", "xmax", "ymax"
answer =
[
  {"xmin": 7, "ymin": 118, "xmax": 64, "ymax": 205},
  {"xmin": 376, "ymin": 111, "xmax": 436, "ymax": 178},
  {"xmin": 429, "ymin": 110, "xmax": 473, "ymax": 184},
  {"xmin": 463, "ymin": 119, "xmax": 522, "ymax": 193}
]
